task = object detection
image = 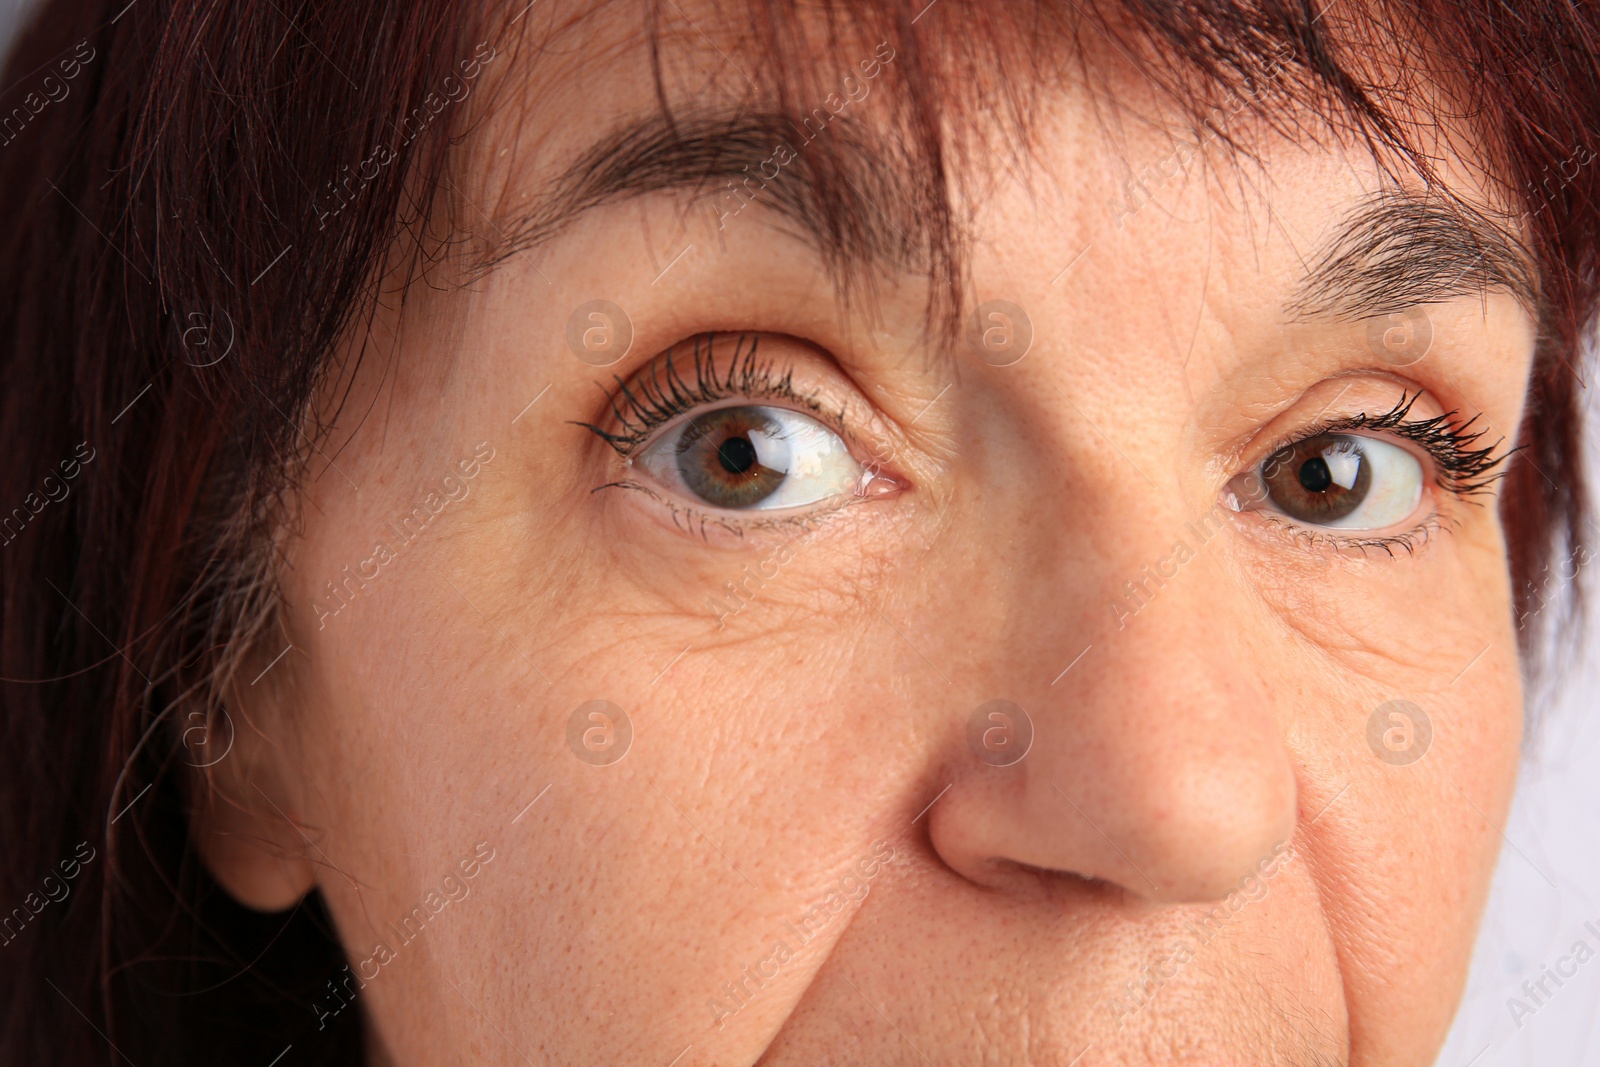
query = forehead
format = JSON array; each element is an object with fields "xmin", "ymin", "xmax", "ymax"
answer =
[{"xmin": 455, "ymin": 0, "xmax": 1529, "ymax": 323}]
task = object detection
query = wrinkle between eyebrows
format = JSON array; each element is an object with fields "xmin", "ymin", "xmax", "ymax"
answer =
[{"xmin": 1287, "ymin": 189, "xmax": 1540, "ymax": 320}]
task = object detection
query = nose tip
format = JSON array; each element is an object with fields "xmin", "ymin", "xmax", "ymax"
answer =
[
  {"xmin": 1053, "ymin": 750, "xmax": 1299, "ymax": 904},
  {"xmin": 930, "ymin": 728, "xmax": 1298, "ymax": 905},
  {"xmin": 927, "ymin": 583, "xmax": 1300, "ymax": 905}
]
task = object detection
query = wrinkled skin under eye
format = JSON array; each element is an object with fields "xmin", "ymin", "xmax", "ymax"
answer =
[
  {"xmin": 1256, "ymin": 432, "xmax": 1423, "ymax": 529},
  {"xmin": 633, "ymin": 404, "xmax": 863, "ymax": 510}
]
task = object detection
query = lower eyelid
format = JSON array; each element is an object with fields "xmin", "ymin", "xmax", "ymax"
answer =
[
  {"xmin": 1250, "ymin": 511, "xmax": 1449, "ymax": 557},
  {"xmin": 597, "ymin": 475, "xmax": 872, "ymax": 543}
]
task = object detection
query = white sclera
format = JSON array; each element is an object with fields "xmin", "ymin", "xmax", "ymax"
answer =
[
  {"xmin": 1311, "ymin": 435, "xmax": 1424, "ymax": 530},
  {"xmin": 637, "ymin": 406, "xmax": 863, "ymax": 511}
]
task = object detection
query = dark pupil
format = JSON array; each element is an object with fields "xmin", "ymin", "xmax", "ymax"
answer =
[
  {"xmin": 675, "ymin": 406, "xmax": 788, "ymax": 509},
  {"xmin": 1298, "ymin": 457, "xmax": 1333, "ymax": 493},
  {"xmin": 1259, "ymin": 433, "xmax": 1370, "ymax": 524},
  {"xmin": 718, "ymin": 435, "xmax": 758, "ymax": 474}
]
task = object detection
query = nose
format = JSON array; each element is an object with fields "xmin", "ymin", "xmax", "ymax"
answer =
[{"xmin": 927, "ymin": 566, "xmax": 1299, "ymax": 904}]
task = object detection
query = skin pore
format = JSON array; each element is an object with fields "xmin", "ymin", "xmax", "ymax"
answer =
[{"xmin": 192, "ymin": 5, "xmax": 1536, "ymax": 1064}]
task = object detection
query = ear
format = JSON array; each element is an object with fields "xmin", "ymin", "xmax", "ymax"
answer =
[{"xmin": 185, "ymin": 643, "xmax": 316, "ymax": 913}]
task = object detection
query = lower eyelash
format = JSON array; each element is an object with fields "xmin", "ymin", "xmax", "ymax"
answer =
[
  {"xmin": 594, "ymin": 479, "xmax": 751, "ymax": 540},
  {"xmin": 593, "ymin": 478, "xmax": 865, "ymax": 541},
  {"xmin": 1255, "ymin": 511, "xmax": 1452, "ymax": 557}
]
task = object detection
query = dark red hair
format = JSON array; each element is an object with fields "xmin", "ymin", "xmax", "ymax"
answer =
[{"xmin": 0, "ymin": 1, "xmax": 1595, "ymax": 1063}]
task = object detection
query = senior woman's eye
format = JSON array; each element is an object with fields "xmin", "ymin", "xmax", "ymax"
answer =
[
  {"xmin": 633, "ymin": 404, "xmax": 865, "ymax": 510},
  {"xmin": 1223, "ymin": 392, "xmax": 1510, "ymax": 547},
  {"xmin": 1255, "ymin": 432, "xmax": 1423, "ymax": 529}
]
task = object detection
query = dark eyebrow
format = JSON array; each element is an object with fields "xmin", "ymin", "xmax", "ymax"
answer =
[
  {"xmin": 1288, "ymin": 189, "xmax": 1539, "ymax": 320},
  {"xmin": 473, "ymin": 109, "xmax": 930, "ymax": 280}
]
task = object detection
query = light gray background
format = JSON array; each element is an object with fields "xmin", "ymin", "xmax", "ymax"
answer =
[
  {"xmin": 1, "ymin": 2, "xmax": 1596, "ymax": 1061},
  {"xmin": 1439, "ymin": 650, "xmax": 1600, "ymax": 1067},
  {"xmin": 1437, "ymin": 380, "xmax": 1600, "ymax": 1066}
]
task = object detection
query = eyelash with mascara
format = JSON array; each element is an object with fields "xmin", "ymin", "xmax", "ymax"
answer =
[
  {"xmin": 1297, "ymin": 391, "xmax": 1507, "ymax": 496},
  {"xmin": 575, "ymin": 332, "xmax": 841, "ymax": 458}
]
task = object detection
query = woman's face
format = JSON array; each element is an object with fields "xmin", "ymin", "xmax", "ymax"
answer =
[{"xmin": 202, "ymin": 8, "xmax": 1538, "ymax": 1065}]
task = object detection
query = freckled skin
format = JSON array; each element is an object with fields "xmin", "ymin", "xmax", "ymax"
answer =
[{"xmin": 195, "ymin": 7, "xmax": 1532, "ymax": 1065}]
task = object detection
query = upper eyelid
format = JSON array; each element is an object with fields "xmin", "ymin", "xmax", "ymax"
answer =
[
  {"xmin": 1254, "ymin": 393, "xmax": 1429, "ymax": 456},
  {"xmin": 577, "ymin": 333, "xmax": 864, "ymax": 457},
  {"xmin": 570, "ymin": 333, "xmax": 762, "ymax": 451}
]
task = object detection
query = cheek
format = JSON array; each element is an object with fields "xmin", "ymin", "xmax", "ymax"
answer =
[
  {"xmin": 1271, "ymin": 540, "xmax": 1523, "ymax": 1063},
  {"xmin": 282, "ymin": 606, "xmax": 523, "ymax": 1060},
  {"xmin": 286, "ymin": 489, "xmax": 914, "ymax": 1060}
]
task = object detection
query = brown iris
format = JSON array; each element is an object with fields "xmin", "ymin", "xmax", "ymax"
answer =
[
  {"xmin": 674, "ymin": 407, "xmax": 788, "ymax": 508},
  {"xmin": 1260, "ymin": 433, "xmax": 1371, "ymax": 523}
]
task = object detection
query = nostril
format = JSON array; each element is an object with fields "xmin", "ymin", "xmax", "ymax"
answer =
[
  {"xmin": 988, "ymin": 859, "xmax": 1134, "ymax": 905},
  {"xmin": 1047, "ymin": 779, "xmax": 1170, "ymax": 899}
]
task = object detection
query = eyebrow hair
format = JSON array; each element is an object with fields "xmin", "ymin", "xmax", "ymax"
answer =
[
  {"xmin": 1288, "ymin": 189, "xmax": 1540, "ymax": 320},
  {"xmin": 475, "ymin": 109, "xmax": 933, "ymax": 281}
]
